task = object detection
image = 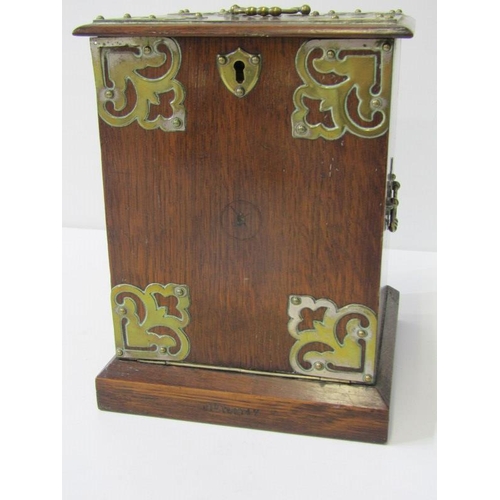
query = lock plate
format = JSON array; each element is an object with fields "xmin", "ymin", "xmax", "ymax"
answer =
[{"xmin": 216, "ymin": 48, "xmax": 262, "ymax": 98}]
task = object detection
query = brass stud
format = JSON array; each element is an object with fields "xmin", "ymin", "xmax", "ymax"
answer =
[
  {"xmin": 250, "ymin": 56, "xmax": 260, "ymax": 65},
  {"xmin": 104, "ymin": 90, "xmax": 114, "ymax": 99},
  {"xmin": 159, "ymin": 346, "xmax": 167, "ymax": 354},
  {"xmin": 311, "ymin": 11, "xmax": 319, "ymax": 16},
  {"xmin": 149, "ymin": 15, "xmax": 156, "ymax": 19},
  {"xmin": 371, "ymin": 98, "xmax": 383, "ymax": 109},
  {"xmin": 355, "ymin": 9, "xmax": 362, "ymax": 13},
  {"xmin": 174, "ymin": 285, "xmax": 186, "ymax": 296},
  {"xmin": 364, "ymin": 374, "xmax": 373, "ymax": 383},
  {"xmin": 383, "ymin": 43, "xmax": 392, "ymax": 51},
  {"xmin": 116, "ymin": 348, "xmax": 124, "ymax": 356},
  {"xmin": 195, "ymin": 12, "xmax": 203, "ymax": 18},
  {"xmin": 357, "ymin": 329, "xmax": 368, "ymax": 338},
  {"xmin": 143, "ymin": 46, "xmax": 152, "ymax": 55},
  {"xmin": 295, "ymin": 123, "xmax": 308, "ymax": 135},
  {"xmin": 116, "ymin": 306, "xmax": 126, "ymax": 315},
  {"xmin": 326, "ymin": 49, "xmax": 335, "ymax": 59},
  {"xmin": 290, "ymin": 296, "xmax": 302, "ymax": 306},
  {"xmin": 95, "ymin": 15, "xmax": 104, "ymax": 20},
  {"xmin": 396, "ymin": 9, "xmax": 403, "ymax": 14},
  {"xmin": 258, "ymin": 7, "xmax": 269, "ymax": 16},
  {"xmin": 314, "ymin": 361, "xmax": 325, "ymax": 371},
  {"xmin": 172, "ymin": 118, "xmax": 183, "ymax": 128},
  {"xmin": 235, "ymin": 86, "xmax": 246, "ymax": 97},
  {"xmin": 123, "ymin": 13, "xmax": 131, "ymax": 18},
  {"xmin": 331, "ymin": 14, "xmax": 339, "ymax": 19},
  {"xmin": 217, "ymin": 55, "xmax": 227, "ymax": 65},
  {"xmin": 270, "ymin": 7, "xmax": 281, "ymax": 16}
]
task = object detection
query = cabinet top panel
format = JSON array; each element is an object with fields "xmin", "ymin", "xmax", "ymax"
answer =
[{"xmin": 73, "ymin": 6, "xmax": 415, "ymax": 39}]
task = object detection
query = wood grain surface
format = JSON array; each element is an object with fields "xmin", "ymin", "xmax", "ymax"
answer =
[
  {"xmin": 98, "ymin": 36, "xmax": 390, "ymax": 373},
  {"xmin": 96, "ymin": 286, "xmax": 398, "ymax": 442},
  {"xmin": 73, "ymin": 10, "xmax": 415, "ymax": 40}
]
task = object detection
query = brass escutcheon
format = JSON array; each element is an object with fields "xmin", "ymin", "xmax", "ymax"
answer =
[{"xmin": 216, "ymin": 47, "xmax": 262, "ymax": 98}]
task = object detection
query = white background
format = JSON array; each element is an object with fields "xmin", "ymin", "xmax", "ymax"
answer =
[{"xmin": 63, "ymin": 0, "xmax": 437, "ymax": 252}]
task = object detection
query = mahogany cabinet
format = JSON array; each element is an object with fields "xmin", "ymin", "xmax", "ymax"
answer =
[{"xmin": 73, "ymin": 5, "xmax": 414, "ymax": 443}]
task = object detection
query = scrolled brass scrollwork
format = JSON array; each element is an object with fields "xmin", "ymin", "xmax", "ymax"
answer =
[
  {"xmin": 292, "ymin": 39, "xmax": 393, "ymax": 140},
  {"xmin": 112, "ymin": 282, "xmax": 191, "ymax": 361},
  {"xmin": 287, "ymin": 295, "xmax": 378, "ymax": 383},
  {"xmin": 91, "ymin": 37, "xmax": 186, "ymax": 132}
]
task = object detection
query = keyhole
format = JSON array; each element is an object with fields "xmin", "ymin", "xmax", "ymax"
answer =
[{"xmin": 234, "ymin": 60, "xmax": 245, "ymax": 83}]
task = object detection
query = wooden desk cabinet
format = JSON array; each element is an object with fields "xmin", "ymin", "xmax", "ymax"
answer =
[{"xmin": 74, "ymin": 5, "xmax": 414, "ymax": 443}]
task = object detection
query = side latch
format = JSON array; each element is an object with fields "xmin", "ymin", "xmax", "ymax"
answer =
[{"xmin": 386, "ymin": 159, "xmax": 400, "ymax": 232}]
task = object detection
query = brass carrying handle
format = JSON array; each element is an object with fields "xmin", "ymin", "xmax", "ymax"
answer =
[{"xmin": 229, "ymin": 4, "xmax": 311, "ymax": 16}]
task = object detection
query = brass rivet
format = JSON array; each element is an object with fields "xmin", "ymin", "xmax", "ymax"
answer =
[
  {"xmin": 116, "ymin": 348, "xmax": 123, "ymax": 356},
  {"xmin": 116, "ymin": 306, "xmax": 126, "ymax": 315},
  {"xmin": 174, "ymin": 286, "xmax": 186, "ymax": 297},
  {"xmin": 355, "ymin": 9, "xmax": 362, "ymax": 13},
  {"xmin": 195, "ymin": 12, "xmax": 203, "ymax": 18},
  {"xmin": 104, "ymin": 90, "xmax": 114, "ymax": 99},
  {"xmin": 217, "ymin": 55, "xmax": 227, "ymax": 65},
  {"xmin": 172, "ymin": 118, "xmax": 183, "ymax": 128},
  {"xmin": 250, "ymin": 56, "xmax": 260, "ymax": 65},
  {"xmin": 149, "ymin": 15, "xmax": 156, "ymax": 19},
  {"xmin": 396, "ymin": 9, "xmax": 403, "ymax": 14},
  {"xmin": 95, "ymin": 15, "xmax": 104, "ymax": 20},
  {"xmin": 314, "ymin": 361, "xmax": 325, "ymax": 371},
  {"xmin": 371, "ymin": 98, "xmax": 382, "ymax": 109},
  {"xmin": 247, "ymin": 7, "xmax": 257, "ymax": 15},
  {"xmin": 311, "ymin": 11, "xmax": 319, "ymax": 16},
  {"xmin": 383, "ymin": 43, "xmax": 392, "ymax": 52},
  {"xmin": 328, "ymin": 10, "xmax": 336, "ymax": 14},
  {"xmin": 235, "ymin": 86, "xmax": 246, "ymax": 97},
  {"xmin": 331, "ymin": 14, "xmax": 339, "ymax": 19},
  {"xmin": 290, "ymin": 296, "xmax": 302, "ymax": 306},
  {"xmin": 159, "ymin": 346, "xmax": 167, "ymax": 354},
  {"xmin": 364, "ymin": 374, "xmax": 373, "ymax": 383},
  {"xmin": 143, "ymin": 46, "xmax": 152, "ymax": 55},
  {"xmin": 295, "ymin": 123, "xmax": 308, "ymax": 135},
  {"xmin": 326, "ymin": 49, "xmax": 335, "ymax": 59},
  {"xmin": 358, "ymin": 330, "xmax": 367, "ymax": 338},
  {"xmin": 123, "ymin": 13, "xmax": 131, "ymax": 18}
]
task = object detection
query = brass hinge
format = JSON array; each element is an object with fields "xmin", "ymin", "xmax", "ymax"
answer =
[{"xmin": 386, "ymin": 159, "xmax": 400, "ymax": 232}]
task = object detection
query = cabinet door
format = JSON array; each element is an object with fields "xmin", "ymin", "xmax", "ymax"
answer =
[{"xmin": 96, "ymin": 36, "xmax": 392, "ymax": 382}]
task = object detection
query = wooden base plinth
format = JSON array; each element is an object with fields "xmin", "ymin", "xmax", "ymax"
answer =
[{"xmin": 96, "ymin": 287, "xmax": 399, "ymax": 443}]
